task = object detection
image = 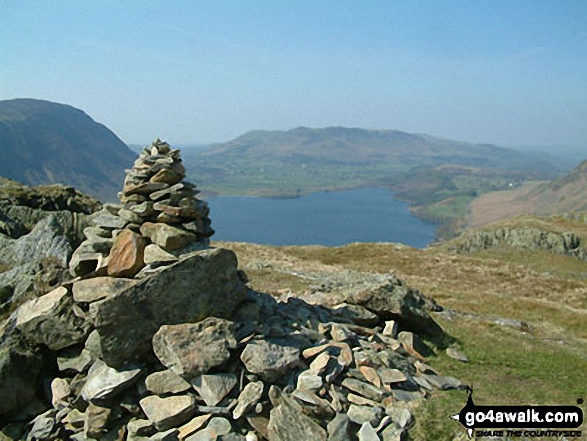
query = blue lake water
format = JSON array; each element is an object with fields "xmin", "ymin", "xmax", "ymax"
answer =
[{"xmin": 206, "ymin": 188, "xmax": 437, "ymax": 248}]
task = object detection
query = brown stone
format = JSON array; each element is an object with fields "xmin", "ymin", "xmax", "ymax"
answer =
[
  {"xmin": 150, "ymin": 168, "xmax": 184, "ymax": 184},
  {"xmin": 107, "ymin": 229, "xmax": 147, "ymax": 277}
]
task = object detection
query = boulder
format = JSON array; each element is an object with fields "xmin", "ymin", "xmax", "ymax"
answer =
[
  {"xmin": 267, "ymin": 390, "xmax": 327, "ymax": 441},
  {"xmin": 139, "ymin": 394, "xmax": 196, "ymax": 431},
  {"xmin": 152, "ymin": 318, "xmax": 237, "ymax": 380},
  {"xmin": 15, "ymin": 286, "xmax": 90, "ymax": 350},
  {"xmin": 94, "ymin": 248, "xmax": 244, "ymax": 367}
]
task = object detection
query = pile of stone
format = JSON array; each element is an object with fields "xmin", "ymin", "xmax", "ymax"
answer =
[
  {"xmin": 69, "ymin": 139, "xmax": 213, "ymax": 279},
  {"xmin": 0, "ymin": 142, "xmax": 464, "ymax": 441}
]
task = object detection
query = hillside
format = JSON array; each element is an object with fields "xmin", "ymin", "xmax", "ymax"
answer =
[
  {"xmin": 470, "ymin": 159, "xmax": 587, "ymax": 227},
  {"xmin": 213, "ymin": 212, "xmax": 587, "ymax": 438},
  {"xmin": 0, "ymin": 99, "xmax": 136, "ymax": 201}
]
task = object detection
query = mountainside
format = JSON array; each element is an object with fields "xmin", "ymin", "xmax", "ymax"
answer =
[
  {"xmin": 470, "ymin": 159, "xmax": 587, "ymax": 227},
  {"xmin": 0, "ymin": 99, "xmax": 136, "ymax": 201},
  {"xmin": 197, "ymin": 127, "xmax": 556, "ymax": 171}
]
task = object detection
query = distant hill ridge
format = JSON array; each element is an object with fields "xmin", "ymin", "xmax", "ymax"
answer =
[
  {"xmin": 0, "ymin": 99, "xmax": 136, "ymax": 201},
  {"xmin": 201, "ymin": 126, "xmax": 552, "ymax": 170}
]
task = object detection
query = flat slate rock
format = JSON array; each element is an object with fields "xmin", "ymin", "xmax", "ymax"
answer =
[{"xmin": 81, "ymin": 359, "xmax": 142, "ymax": 403}]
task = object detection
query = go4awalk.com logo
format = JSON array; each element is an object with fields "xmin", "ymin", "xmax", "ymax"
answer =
[{"xmin": 451, "ymin": 387, "xmax": 584, "ymax": 439}]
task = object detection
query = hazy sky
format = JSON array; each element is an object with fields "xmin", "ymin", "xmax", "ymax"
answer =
[{"xmin": 1, "ymin": 1, "xmax": 586, "ymax": 147}]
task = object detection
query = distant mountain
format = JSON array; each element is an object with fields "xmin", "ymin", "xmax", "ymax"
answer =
[
  {"xmin": 470, "ymin": 159, "xmax": 587, "ymax": 227},
  {"xmin": 0, "ymin": 99, "xmax": 136, "ymax": 201},
  {"xmin": 198, "ymin": 127, "xmax": 559, "ymax": 172}
]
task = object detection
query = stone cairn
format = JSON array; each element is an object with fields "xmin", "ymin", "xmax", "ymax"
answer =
[
  {"xmin": 69, "ymin": 138, "xmax": 213, "ymax": 279},
  {"xmin": 0, "ymin": 140, "xmax": 465, "ymax": 441}
]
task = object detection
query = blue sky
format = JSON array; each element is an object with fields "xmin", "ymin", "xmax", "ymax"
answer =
[{"xmin": 1, "ymin": 0, "xmax": 586, "ymax": 146}]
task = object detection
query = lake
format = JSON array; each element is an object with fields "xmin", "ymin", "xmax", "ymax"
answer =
[{"xmin": 206, "ymin": 188, "xmax": 437, "ymax": 248}]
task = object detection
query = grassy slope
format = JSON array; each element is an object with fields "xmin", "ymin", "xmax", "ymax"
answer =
[{"xmin": 213, "ymin": 219, "xmax": 587, "ymax": 438}]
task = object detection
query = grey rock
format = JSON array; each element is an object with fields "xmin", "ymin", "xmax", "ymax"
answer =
[
  {"xmin": 232, "ymin": 381, "xmax": 264, "ymax": 420},
  {"xmin": 380, "ymin": 424, "xmax": 404, "ymax": 441},
  {"xmin": 93, "ymin": 248, "xmax": 245, "ymax": 367},
  {"xmin": 91, "ymin": 212, "xmax": 128, "ymax": 230},
  {"xmin": 50, "ymin": 378, "xmax": 71, "ymax": 407},
  {"xmin": 153, "ymin": 318, "xmax": 237, "ymax": 380},
  {"xmin": 341, "ymin": 378, "xmax": 385, "ymax": 401},
  {"xmin": 26, "ymin": 410, "xmax": 56, "ymax": 441},
  {"xmin": 267, "ymin": 392, "xmax": 326, "ymax": 441},
  {"xmin": 357, "ymin": 423, "xmax": 380, "ymax": 441},
  {"xmin": 127, "ymin": 419, "xmax": 156, "ymax": 438},
  {"xmin": 15, "ymin": 286, "xmax": 89, "ymax": 350},
  {"xmin": 446, "ymin": 347, "xmax": 469, "ymax": 362},
  {"xmin": 84, "ymin": 403, "xmax": 112, "ymax": 439},
  {"xmin": 327, "ymin": 413, "xmax": 352, "ymax": 441},
  {"xmin": 385, "ymin": 407, "xmax": 412, "ymax": 430},
  {"xmin": 139, "ymin": 223, "xmax": 196, "ymax": 251},
  {"xmin": 420, "ymin": 374, "xmax": 463, "ymax": 390},
  {"xmin": 81, "ymin": 359, "xmax": 142, "ymax": 403},
  {"xmin": 241, "ymin": 338, "xmax": 301, "ymax": 382},
  {"xmin": 143, "ymin": 244, "xmax": 178, "ymax": 266},
  {"xmin": 139, "ymin": 395, "xmax": 196, "ymax": 431},
  {"xmin": 296, "ymin": 370, "xmax": 323, "ymax": 391},
  {"xmin": 72, "ymin": 277, "xmax": 137, "ymax": 303},
  {"xmin": 145, "ymin": 370, "xmax": 191, "ymax": 395},
  {"xmin": 347, "ymin": 404, "xmax": 383, "ymax": 426},
  {"xmin": 192, "ymin": 374, "xmax": 237, "ymax": 406}
]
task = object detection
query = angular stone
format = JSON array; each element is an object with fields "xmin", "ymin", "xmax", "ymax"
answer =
[
  {"xmin": 107, "ymin": 229, "xmax": 147, "ymax": 277},
  {"xmin": 330, "ymin": 323, "xmax": 353, "ymax": 342},
  {"xmin": 360, "ymin": 366, "xmax": 382, "ymax": 388},
  {"xmin": 420, "ymin": 374, "xmax": 463, "ymax": 390},
  {"xmin": 385, "ymin": 407, "xmax": 412, "ymax": 430},
  {"xmin": 140, "ymin": 222, "xmax": 196, "ymax": 251},
  {"xmin": 150, "ymin": 168, "xmax": 184, "ymax": 184},
  {"xmin": 84, "ymin": 226, "xmax": 112, "ymax": 240},
  {"xmin": 124, "ymin": 182, "xmax": 169, "ymax": 197},
  {"xmin": 327, "ymin": 413, "xmax": 351, "ymax": 441},
  {"xmin": 267, "ymin": 393, "xmax": 326, "ymax": 441},
  {"xmin": 27, "ymin": 410, "xmax": 56, "ymax": 440},
  {"xmin": 150, "ymin": 183, "xmax": 186, "ymax": 201},
  {"xmin": 446, "ymin": 347, "xmax": 469, "ymax": 362},
  {"xmin": 81, "ymin": 359, "xmax": 142, "ymax": 403},
  {"xmin": 309, "ymin": 352, "xmax": 331, "ymax": 375},
  {"xmin": 153, "ymin": 318, "xmax": 237, "ymax": 379},
  {"xmin": 93, "ymin": 248, "xmax": 245, "ymax": 367},
  {"xmin": 85, "ymin": 403, "xmax": 112, "ymax": 439},
  {"xmin": 347, "ymin": 404, "xmax": 383, "ymax": 426},
  {"xmin": 333, "ymin": 303, "xmax": 379, "ymax": 327},
  {"xmin": 143, "ymin": 244, "xmax": 178, "ymax": 266},
  {"xmin": 51, "ymin": 377, "xmax": 71, "ymax": 407},
  {"xmin": 118, "ymin": 208, "xmax": 143, "ymax": 223},
  {"xmin": 378, "ymin": 369, "xmax": 407, "ymax": 385},
  {"xmin": 232, "ymin": 381, "xmax": 264, "ymax": 420},
  {"xmin": 296, "ymin": 371, "xmax": 322, "ymax": 391},
  {"xmin": 145, "ymin": 370, "xmax": 191, "ymax": 395},
  {"xmin": 347, "ymin": 393, "xmax": 381, "ymax": 407},
  {"xmin": 92, "ymin": 212, "xmax": 128, "ymax": 230},
  {"xmin": 241, "ymin": 338, "xmax": 301, "ymax": 382},
  {"xmin": 127, "ymin": 419, "xmax": 156, "ymax": 438},
  {"xmin": 342, "ymin": 378, "xmax": 385, "ymax": 401},
  {"xmin": 15, "ymin": 286, "xmax": 89, "ymax": 350},
  {"xmin": 192, "ymin": 374, "xmax": 237, "ymax": 406},
  {"xmin": 357, "ymin": 423, "xmax": 379, "ymax": 441},
  {"xmin": 139, "ymin": 394, "xmax": 196, "ymax": 431},
  {"xmin": 72, "ymin": 277, "xmax": 137, "ymax": 303},
  {"xmin": 69, "ymin": 250, "xmax": 104, "ymax": 276},
  {"xmin": 177, "ymin": 415, "xmax": 211, "ymax": 440},
  {"xmin": 397, "ymin": 332, "xmax": 431, "ymax": 359},
  {"xmin": 130, "ymin": 201, "xmax": 155, "ymax": 217},
  {"xmin": 382, "ymin": 320, "xmax": 398, "ymax": 338}
]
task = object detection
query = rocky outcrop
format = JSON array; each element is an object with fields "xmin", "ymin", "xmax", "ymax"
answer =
[
  {"xmin": 0, "ymin": 180, "xmax": 101, "ymax": 313},
  {"xmin": 448, "ymin": 226, "xmax": 587, "ymax": 260},
  {"xmin": 0, "ymin": 141, "xmax": 457, "ymax": 441}
]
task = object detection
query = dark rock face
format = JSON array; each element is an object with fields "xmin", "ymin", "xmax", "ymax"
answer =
[{"xmin": 0, "ymin": 99, "xmax": 137, "ymax": 202}]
